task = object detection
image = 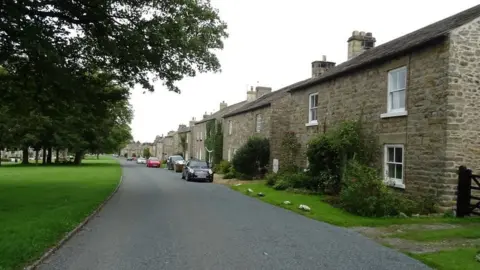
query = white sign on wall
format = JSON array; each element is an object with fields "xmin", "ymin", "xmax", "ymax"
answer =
[{"xmin": 272, "ymin": 159, "xmax": 279, "ymax": 173}]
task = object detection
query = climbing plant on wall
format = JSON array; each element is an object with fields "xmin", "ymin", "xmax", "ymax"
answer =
[{"xmin": 205, "ymin": 119, "xmax": 223, "ymax": 164}]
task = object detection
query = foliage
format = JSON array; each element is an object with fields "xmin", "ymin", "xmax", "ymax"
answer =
[
  {"xmin": 267, "ymin": 171, "xmax": 320, "ymax": 192},
  {"xmin": 178, "ymin": 133, "xmax": 187, "ymax": 157},
  {"xmin": 223, "ymin": 167, "xmax": 237, "ymax": 179},
  {"xmin": 280, "ymin": 131, "xmax": 301, "ymax": 173},
  {"xmin": 306, "ymin": 120, "xmax": 379, "ymax": 194},
  {"xmin": 143, "ymin": 148, "xmax": 151, "ymax": 159},
  {"xmin": 232, "ymin": 137, "xmax": 270, "ymax": 179},
  {"xmin": 205, "ymin": 120, "xmax": 223, "ymax": 164},
  {"xmin": 216, "ymin": 160, "xmax": 232, "ymax": 174}
]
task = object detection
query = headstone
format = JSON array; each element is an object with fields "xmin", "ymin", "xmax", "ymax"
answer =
[{"xmin": 272, "ymin": 159, "xmax": 279, "ymax": 173}]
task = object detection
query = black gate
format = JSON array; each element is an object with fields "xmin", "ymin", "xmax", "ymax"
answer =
[{"xmin": 456, "ymin": 166, "xmax": 480, "ymax": 217}]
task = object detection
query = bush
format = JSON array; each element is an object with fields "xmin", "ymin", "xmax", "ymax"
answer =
[
  {"xmin": 340, "ymin": 160, "xmax": 400, "ymax": 217},
  {"xmin": 306, "ymin": 120, "xmax": 379, "ymax": 195},
  {"xmin": 232, "ymin": 137, "xmax": 270, "ymax": 178},
  {"xmin": 216, "ymin": 160, "xmax": 232, "ymax": 174},
  {"xmin": 223, "ymin": 168, "xmax": 237, "ymax": 179},
  {"xmin": 265, "ymin": 173, "xmax": 278, "ymax": 186}
]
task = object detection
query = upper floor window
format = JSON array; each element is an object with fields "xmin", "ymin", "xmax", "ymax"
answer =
[
  {"xmin": 308, "ymin": 93, "xmax": 318, "ymax": 123},
  {"xmin": 255, "ymin": 114, "xmax": 262, "ymax": 132},
  {"xmin": 387, "ymin": 66, "xmax": 407, "ymax": 113},
  {"xmin": 228, "ymin": 120, "xmax": 233, "ymax": 135}
]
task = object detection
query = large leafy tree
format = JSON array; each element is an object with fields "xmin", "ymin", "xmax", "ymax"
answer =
[{"xmin": 1, "ymin": 0, "xmax": 228, "ymax": 93}]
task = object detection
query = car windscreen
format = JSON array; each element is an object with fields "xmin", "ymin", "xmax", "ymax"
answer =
[
  {"xmin": 189, "ymin": 161, "xmax": 208, "ymax": 168},
  {"xmin": 149, "ymin": 158, "xmax": 159, "ymax": 161},
  {"xmin": 171, "ymin": 156, "xmax": 183, "ymax": 161}
]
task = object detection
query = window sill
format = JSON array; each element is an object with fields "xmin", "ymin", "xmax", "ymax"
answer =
[
  {"xmin": 384, "ymin": 180, "xmax": 405, "ymax": 189},
  {"xmin": 380, "ymin": 111, "xmax": 408, "ymax": 119},
  {"xmin": 305, "ymin": 121, "xmax": 318, "ymax": 127}
]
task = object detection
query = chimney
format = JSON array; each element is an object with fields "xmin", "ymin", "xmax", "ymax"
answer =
[
  {"xmin": 247, "ymin": 86, "xmax": 256, "ymax": 102},
  {"xmin": 311, "ymin": 55, "xmax": 336, "ymax": 78},
  {"xmin": 255, "ymin": 86, "xmax": 272, "ymax": 99},
  {"xmin": 189, "ymin": 117, "xmax": 196, "ymax": 127},
  {"xmin": 203, "ymin": 111, "xmax": 209, "ymax": 119},
  {"xmin": 178, "ymin": 124, "xmax": 187, "ymax": 131},
  {"xmin": 219, "ymin": 101, "xmax": 228, "ymax": 110},
  {"xmin": 347, "ymin": 30, "xmax": 376, "ymax": 60}
]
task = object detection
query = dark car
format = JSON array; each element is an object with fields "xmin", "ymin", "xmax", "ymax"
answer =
[
  {"xmin": 126, "ymin": 157, "xmax": 134, "ymax": 161},
  {"xmin": 181, "ymin": 160, "xmax": 213, "ymax": 182},
  {"xmin": 167, "ymin": 155, "xmax": 185, "ymax": 170}
]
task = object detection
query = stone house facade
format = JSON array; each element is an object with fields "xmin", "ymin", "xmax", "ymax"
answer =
[
  {"xmin": 162, "ymin": 131, "xmax": 175, "ymax": 159},
  {"xmin": 269, "ymin": 5, "xmax": 480, "ymax": 206},
  {"xmin": 192, "ymin": 100, "xmax": 247, "ymax": 162}
]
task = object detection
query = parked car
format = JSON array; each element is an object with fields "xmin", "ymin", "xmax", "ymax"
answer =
[
  {"xmin": 146, "ymin": 157, "xmax": 161, "ymax": 168},
  {"xmin": 137, "ymin": 157, "xmax": 147, "ymax": 164},
  {"xmin": 181, "ymin": 160, "xmax": 213, "ymax": 182},
  {"xmin": 166, "ymin": 155, "xmax": 185, "ymax": 170},
  {"xmin": 126, "ymin": 157, "xmax": 134, "ymax": 161}
]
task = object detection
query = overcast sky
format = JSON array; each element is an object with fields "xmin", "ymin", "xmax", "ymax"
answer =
[{"xmin": 129, "ymin": 0, "xmax": 479, "ymax": 142}]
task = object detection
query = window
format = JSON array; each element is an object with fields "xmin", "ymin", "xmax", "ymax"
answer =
[
  {"xmin": 233, "ymin": 148, "xmax": 237, "ymax": 156},
  {"xmin": 200, "ymin": 131, "xmax": 203, "ymax": 140},
  {"xmin": 255, "ymin": 114, "xmax": 262, "ymax": 132},
  {"xmin": 387, "ymin": 66, "xmax": 407, "ymax": 113},
  {"xmin": 199, "ymin": 149, "xmax": 202, "ymax": 160},
  {"xmin": 228, "ymin": 120, "xmax": 233, "ymax": 135},
  {"xmin": 228, "ymin": 148, "xmax": 232, "ymax": 161},
  {"xmin": 384, "ymin": 144, "xmax": 405, "ymax": 188},
  {"xmin": 308, "ymin": 93, "xmax": 318, "ymax": 123}
]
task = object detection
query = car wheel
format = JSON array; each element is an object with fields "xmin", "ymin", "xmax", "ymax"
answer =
[
  {"xmin": 186, "ymin": 174, "xmax": 191, "ymax": 182},
  {"xmin": 181, "ymin": 172, "xmax": 185, "ymax": 179}
]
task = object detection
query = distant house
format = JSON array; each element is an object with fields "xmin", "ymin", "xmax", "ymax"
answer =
[
  {"xmin": 192, "ymin": 100, "xmax": 247, "ymax": 162},
  {"xmin": 267, "ymin": 4, "xmax": 480, "ymax": 207}
]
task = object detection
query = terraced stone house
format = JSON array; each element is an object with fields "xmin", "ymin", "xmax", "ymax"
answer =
[
  {"xmin": 268, "ymin": 5, "xmax": 480, "ymax": 206},
  {"xmin": 192, "ymin": 100, "xmax": 247, "ymax": 162}
]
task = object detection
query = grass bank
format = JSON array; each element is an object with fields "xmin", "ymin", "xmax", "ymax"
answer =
[{"xmin": 0, "ymin": 158, "xmax": 121, "ymax": 270}]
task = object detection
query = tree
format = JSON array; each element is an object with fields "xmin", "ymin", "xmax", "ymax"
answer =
[
  {"xmin": 232, "ymin": 137, "xmax": 270, "ymax": 179},
  {"xmin": 1, "ymin": 0, "xmax": 228, "ymax": 93},
  {"xmin": 143, "ymin": 148, "xmax": 151, "ymax": 159}
]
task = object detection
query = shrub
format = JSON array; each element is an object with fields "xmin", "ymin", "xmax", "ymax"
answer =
[
  {"xmin": 340, "ymin": 160, "xmax": 400, "ymax": 217},
  {"xmin": 223, "ymin": 167, "xmax": 237, "ymax": 179},
  {"xmin": 265, "ymin": 173, "xmax": 278, "ymax": 186},
  {"xmin": 273, "ymin": 178, "xmax": 291, "ymax": 190},
  {"xmin": 232, "ymin": 137, "xmax": 270, "ymax": 178},
  {"xmin": 306, "ymin": 120, "xmax": 379, "ymax": 195},
  {"xmin": 217, "ymin": 160, "xmax": 232, "ymax": 174}
]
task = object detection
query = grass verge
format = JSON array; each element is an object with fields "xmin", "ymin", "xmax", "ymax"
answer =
[
  {"xmin": 231, "ymin": 182, "xmax": 480, "ymax": 227},
  {"xmin": 0, "ymin": 158, "xmax": 121, "ymax": 270},
  {"xmin": 389, "ymin": 225, "xmax": 480, "ymax": 242},
  {"xmin": 410, "ymin": 248, "xmax": 480, "ymax": 270}
]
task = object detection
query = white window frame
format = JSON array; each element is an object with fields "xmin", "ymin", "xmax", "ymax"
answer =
[
  {"xmin": 228, "ymin": 120, "xmax": 233, "ymax": 135},
  {"xmin": 200, "ymin": 131, "xmax": 203, "ymax": 140},
  {"xmin": 382, "ymin": 66, "xmax": 407, "ymax": 118},
  {"xmin": 384, "ymin": 144, "xmax": 405, "ymax": 189},
  {"xmin": 199, "ymin": 148, "xmax": 202, "ymax": 160},
  {"xmin": 228, "ymin": 148, "xmax": 232, "ymax": 161},
  {"xmin": 255, "ymin": 114, "xmax": 262, "ymax": 132},
  {"xmin": 307, "ymin": 93, "xmax": 318, "ymax": 126}
]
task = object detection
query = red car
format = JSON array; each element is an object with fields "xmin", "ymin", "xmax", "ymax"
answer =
[{"xmin": 146, "ymin": 157, "xmax": 161, "ymax": 168}]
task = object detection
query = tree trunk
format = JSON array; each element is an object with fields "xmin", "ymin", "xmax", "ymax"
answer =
[
  {"xmin": 97, "ymin": 153, "xmax": 100, "ymax": 159},
  {"xmin": 35, "ymin": 149, "xmax": 39, "ymax": 164},
  {"xmin": 22, "ymin": 147, "xmax": 29, "ymax": 164},
  {"xmin": 42, "ymin": 148, "xmax": 46, "ymax": 165},
  {"xmin": 55, "ymin": 149, "xmax": 59, "ymax": 163},
  {"xmin": 74, "ymin": 151, "xmax": 83, "ymax": 165},
  {"xmin": 47, "ymin": 147, "xmax": 52, "ymax": 164}
]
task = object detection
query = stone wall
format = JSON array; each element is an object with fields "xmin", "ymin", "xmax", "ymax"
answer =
[
  {"xmin": 163, "ymin": 136, "xmax": 174, "ymax": 158},
  {"xmin": 223, "ymin": 106, "xmax": 271, "ymax": 161},
  {"xmin": 192, "ymin": 122, "xmax": 206, "ymax": 160},
  {"xmin": 445, "ymin": 17, "xmax": 480, "ymax": 202},
  {"xmin": 271, "ymin": 39, "xmax": 454, "ymax": 204}
]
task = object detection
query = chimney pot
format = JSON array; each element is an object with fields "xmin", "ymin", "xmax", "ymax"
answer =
[{"xmin": 348, "ymin": 30, "xmax": 376, "ymax": 60}]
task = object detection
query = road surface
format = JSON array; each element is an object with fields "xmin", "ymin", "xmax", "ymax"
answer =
[{"xmin": 38, "ymin": 160, "xmax": 430, "ymax": 270}]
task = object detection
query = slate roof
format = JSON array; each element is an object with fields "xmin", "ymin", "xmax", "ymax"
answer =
[
  {"xmin": 195, "ymin": 100, "xmax": 248, "ymax": 124},
  {"xmin": 222, "ymin": 79, "xmax": 311, "ymax": 118},
  {"xmin": 177, "ymin": 126, "xmax": 191, "ymax": 133},
  {"xmin": 289, "ymin": 4, "xmax": 480, "ymax": 92}
]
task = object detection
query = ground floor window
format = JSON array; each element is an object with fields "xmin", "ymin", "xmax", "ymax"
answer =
[
  {"xmin": 384, "ymin": 144, "xmax": 405, "ymax": 188},
  {"xmin": 228, "ymin": 148, "xmax": 232, "ymax": 162}
]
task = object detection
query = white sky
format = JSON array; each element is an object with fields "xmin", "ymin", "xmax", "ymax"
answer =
[{"xmin": 129, "ymin": 0, "xmax": 480, "ymax": 142}]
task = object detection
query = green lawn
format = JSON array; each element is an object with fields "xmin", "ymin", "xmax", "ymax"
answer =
[
  {"xmin": 231, "ymin": 183, "xmax": 480, "ymax": 227},
  {"xmin": 410, "ymin": 248, "xmax": 480, "ymax": 270},
  {"xmin": 0, "ymin": 158, "xmax": 121, "ymax": 270},
  {"xmin": 390, "ymin": 226, "xmax": 480, "ymax": 242}
]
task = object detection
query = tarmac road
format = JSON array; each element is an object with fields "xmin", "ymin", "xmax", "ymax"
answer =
[{"xmin": 38, "ymin": 160, "xmax": 430, "ymax": 270}]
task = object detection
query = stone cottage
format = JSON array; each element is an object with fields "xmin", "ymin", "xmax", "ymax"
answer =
[
  {"xmin": 161, "ymin": 131, "xmax": 175, "ymax": 159},
  {"xmin": 269, "ymin": 4, "xmax": 480, "ymax": 206},
  {"xmin": 174, "ymin": 123, "xmax": 193, "ymax": 159},
  {"xmin": 192, "ymin": 100, "xmax": 247, "ymax": 162}
]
